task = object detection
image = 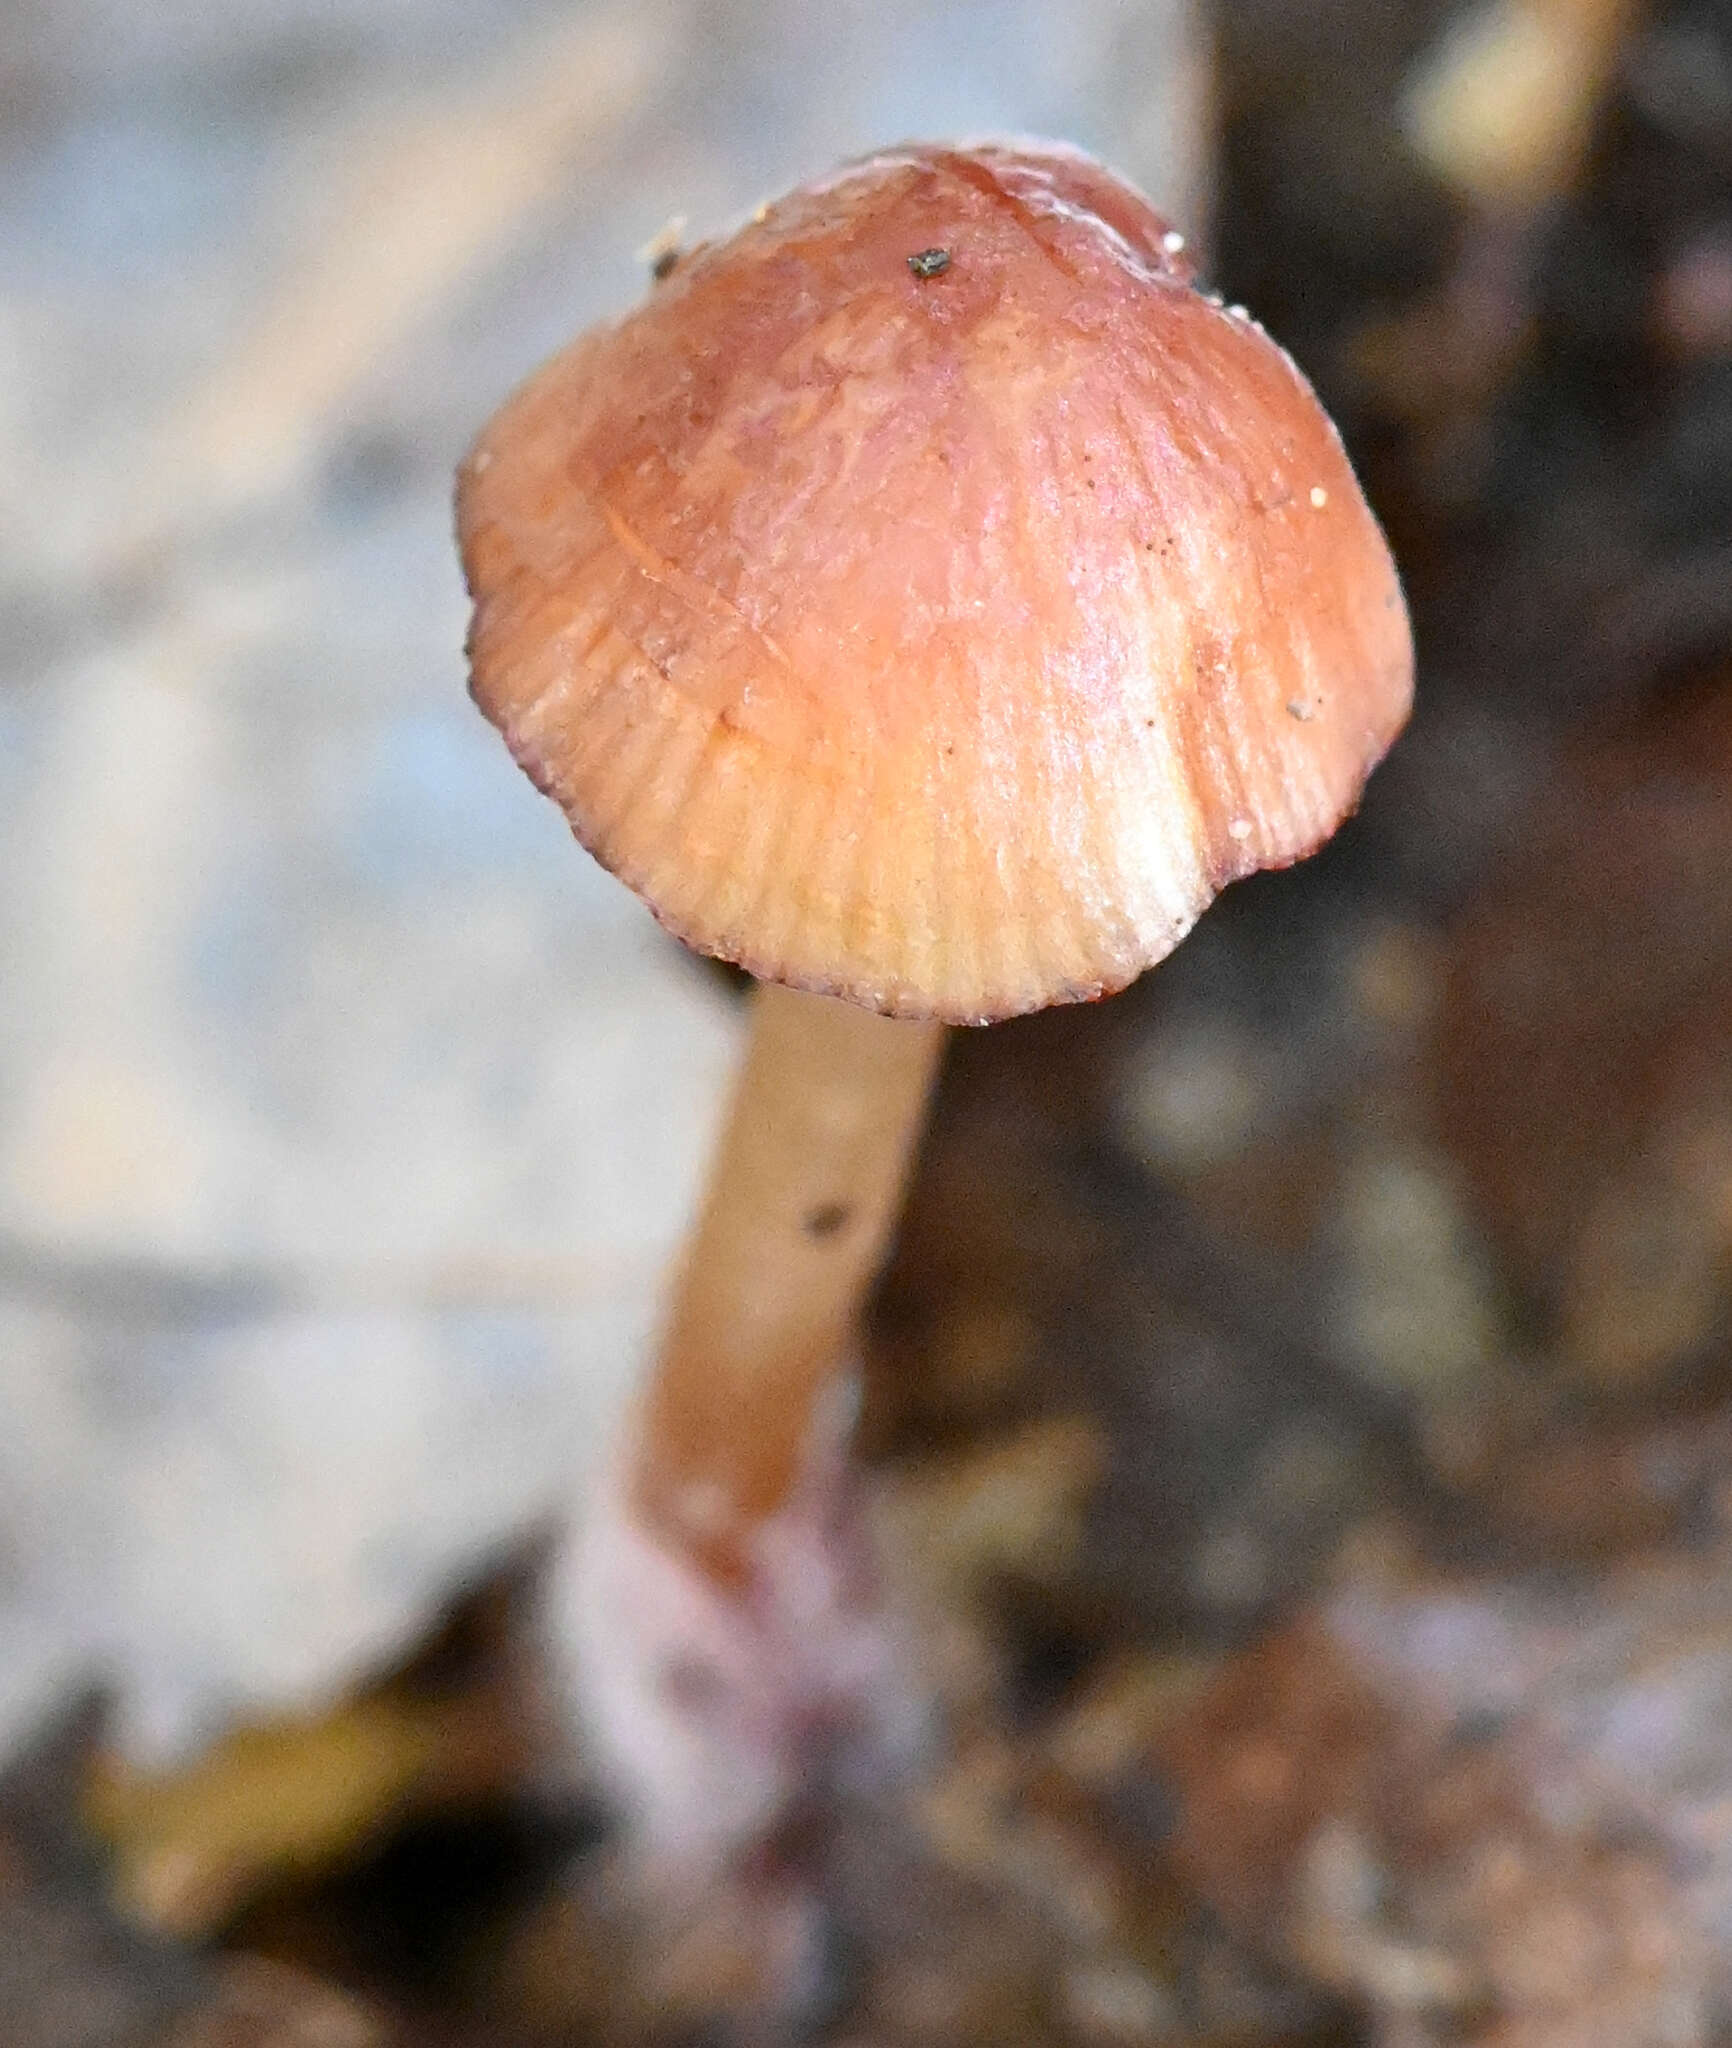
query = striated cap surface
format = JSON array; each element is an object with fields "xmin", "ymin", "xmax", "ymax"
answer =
[{"xmin": 459, "ymin": 141, "xmax": 1412, "ymax": 1023}]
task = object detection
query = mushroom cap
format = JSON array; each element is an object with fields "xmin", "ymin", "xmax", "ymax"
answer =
[{"xmin": 459, "ymin": 141, "xmax": 1412, "ymax": 1024}]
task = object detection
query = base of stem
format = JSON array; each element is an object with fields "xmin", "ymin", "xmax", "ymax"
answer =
[{"xmin": 549, "ymin": 1387, "xmax": 926, "ymax": 1882}]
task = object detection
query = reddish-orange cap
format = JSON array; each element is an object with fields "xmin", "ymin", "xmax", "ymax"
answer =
[{"xmin": 459, "ymin": 141, "xmax": 1412, "ymax": 1024}]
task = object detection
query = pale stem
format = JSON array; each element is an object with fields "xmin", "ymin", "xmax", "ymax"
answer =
[{"xmin": 632, "ymin": 981, "xmax": 945, "ymax": 1582}]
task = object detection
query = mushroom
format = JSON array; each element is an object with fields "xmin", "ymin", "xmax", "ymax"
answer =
[{"xmin": 457, "ymin": 140, "xmax": 1412, "ymax": 1871}]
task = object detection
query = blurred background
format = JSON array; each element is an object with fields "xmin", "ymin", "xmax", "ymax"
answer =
[{"xmin": 3, "ymin": 0, "xmax": 1732, "ymax": 2043}]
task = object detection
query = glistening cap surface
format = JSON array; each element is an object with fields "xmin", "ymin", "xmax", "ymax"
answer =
[{"xmin": 459, "ymin": 141, "xmax": 1413, "ymax": 1024}]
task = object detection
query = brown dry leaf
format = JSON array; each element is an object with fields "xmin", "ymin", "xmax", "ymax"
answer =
[
  {"xmin": 1401, "ymin": 0, "xmax": 1644, "ymax": 213},
  {"xmin": 1143, "ymin": 1537, "xmax": 1732, "ymax": 2045},
  {"xmin": 88, "ymin": 1694, "xmax": 448, "ymax": 1939}
]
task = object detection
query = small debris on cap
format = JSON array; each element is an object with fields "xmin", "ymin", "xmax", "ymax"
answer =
[
  {"xmin": 1310, "ymin": 485, "xmax": 1329, "ymax": 508},
  {"xmin": 1162, "ymin": 229, "xmax": 1186, "ymax": 254},
  {"xmin": 638, "ymin": 216, "xmax": 688, "ymax": 281},
  {"xmin": 907, "ymin": 247, "xmax": 952, "ymax": 279}
]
